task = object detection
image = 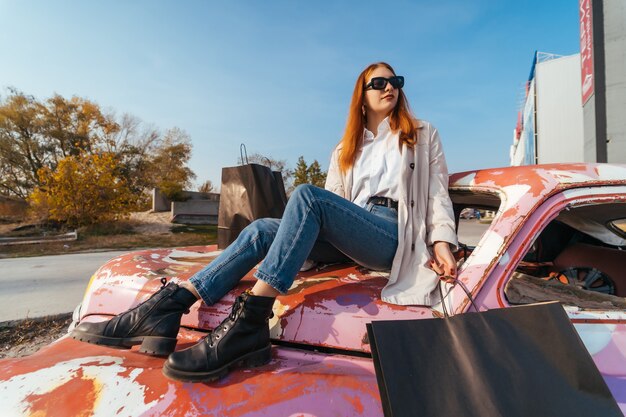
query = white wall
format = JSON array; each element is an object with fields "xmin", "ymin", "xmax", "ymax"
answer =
[
  {"xmin": 535, "ymin": 54, "xmax": 585, "ymax": 163},
  {"xmin": 604, "ymin": 0, "xmax": 626, "ymax": 163}
]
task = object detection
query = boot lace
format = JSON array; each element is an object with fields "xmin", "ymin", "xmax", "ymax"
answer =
[
  {"xmin": 229, "ymin": 294, "xmax": 244, "ymax": 321},
  {"xmin": 208, "ymin": 294, "xmax": 245, "ymax": 347}
]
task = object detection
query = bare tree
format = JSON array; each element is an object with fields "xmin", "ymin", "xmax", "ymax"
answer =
[{"xmin": 198, "ymin": 180, "xmax": 215, "ymax": 193}]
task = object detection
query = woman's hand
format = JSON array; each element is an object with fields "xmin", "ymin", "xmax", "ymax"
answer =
[{"xmin": 430, "ymin": 241, "xmax": 457, "ymax": 284}]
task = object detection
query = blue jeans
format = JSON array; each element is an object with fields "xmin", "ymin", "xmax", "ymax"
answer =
[{"xmin": 189, "ymin": 184, "xmax": 398, "ymax": 305}]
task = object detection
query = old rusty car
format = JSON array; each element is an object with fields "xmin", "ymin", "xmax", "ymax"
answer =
[{"xmin": 1, "ymin": 163, "xmax": 625, "ymax": 416}]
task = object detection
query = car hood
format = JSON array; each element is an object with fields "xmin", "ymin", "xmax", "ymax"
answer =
[
  {"xmin": 79, "ymin": 245, "xmax": 436, "ymax": 354},
  {"xmin": 0, "ymin": 329, "xmax": 382, "ymax": 416}
]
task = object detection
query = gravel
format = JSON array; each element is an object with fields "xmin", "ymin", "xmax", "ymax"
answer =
[{"xmin": 0, "ymin": 314, "xmax": 72, "ymax": 359}]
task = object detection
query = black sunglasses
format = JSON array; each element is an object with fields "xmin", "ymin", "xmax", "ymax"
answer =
[{"xmin": 365, "ymin": 76, "xmax": 404, "ymax": 90}]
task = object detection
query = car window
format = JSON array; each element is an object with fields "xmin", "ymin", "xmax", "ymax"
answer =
[
  {"xmin": 449, "ymin": 190, "xmax": 501, "ymax": 264},
  {"xmin": 456, "ymin": 209, "xmax": 493, "ymax": 246},
  {"xmin": 505, "ymin": 202, "xmax": 626, "ymax": 310}
]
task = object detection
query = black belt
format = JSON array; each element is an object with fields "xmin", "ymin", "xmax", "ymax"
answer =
[{"xmin": 367, "ymin": 196, "xmax": 398, "ymax": 210}]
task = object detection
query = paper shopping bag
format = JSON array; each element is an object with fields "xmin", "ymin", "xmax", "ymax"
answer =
[{"xmin": 367, "ymin": 302, "xmax": 621, "ymax": 417}]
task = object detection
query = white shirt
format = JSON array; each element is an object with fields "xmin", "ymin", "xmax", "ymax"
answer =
[{"xmin": 351, "ymin": 117, "xmax": 402, "ymax": 208}]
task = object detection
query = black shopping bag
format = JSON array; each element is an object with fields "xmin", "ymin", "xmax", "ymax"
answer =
[
  {"xmin": 367, "ymin": 298, "xmax": 621, "ymax": 417},
  {"xmin": 217, "ymin": 145, "xmax": 288, "ymax": 249}
]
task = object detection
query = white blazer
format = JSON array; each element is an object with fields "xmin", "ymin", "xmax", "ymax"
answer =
[{"xmin": 325, "ymin": 121, "xmax": 458, "ymax": 305}]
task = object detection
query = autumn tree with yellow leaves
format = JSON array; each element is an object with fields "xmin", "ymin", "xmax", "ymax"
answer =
[
  {"xmin": 29, "ymin": 153, "xmax": 134, "ymax": 227},
  {"xmin": 0, "ymin": 88, "xmax": 196, "ymax": 226}
]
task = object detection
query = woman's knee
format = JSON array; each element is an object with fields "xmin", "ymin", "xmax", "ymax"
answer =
[
  {"xmin": 246, "ymin": 218, "xmax": 280, "ymax": 235},
  {"xmin": 291, "ymin": 183, "xmax": 320, "ymax": 202},
  {"xmin": 238, "ymin": 219, "xmax": 279, "ymax": 251}
]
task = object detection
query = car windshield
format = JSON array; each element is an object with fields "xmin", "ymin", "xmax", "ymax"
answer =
[{"xmin": 506, "ymin": 202, "xmax": 626, "ymax": 310}]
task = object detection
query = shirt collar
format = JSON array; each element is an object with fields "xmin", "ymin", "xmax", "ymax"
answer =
[{"xmin": 364, "ymin": 117, "xmax": 391, "ymax": 141}]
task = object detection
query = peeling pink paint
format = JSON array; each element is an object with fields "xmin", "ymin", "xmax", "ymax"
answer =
[{"xmin": 1, "ymin": 163, "xmax": 625, "ymax": 416}]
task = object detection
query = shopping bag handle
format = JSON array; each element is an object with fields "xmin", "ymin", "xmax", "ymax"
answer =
[
  {"xmin": 438, "ymin": 277, "xmax": 481, "ymax": 318},
  {"xmin": 240, "ymin": 143, "xmax": 249, "ymax": 165}
]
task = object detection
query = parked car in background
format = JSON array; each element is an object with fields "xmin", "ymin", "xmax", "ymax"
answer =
[
  {"xmin": 459, "ymin": 207, "xmax": 477, "ymax": 219},
  {"xmin": 1, "ymin": 163, "xmax": 625, "ymax": 416}
]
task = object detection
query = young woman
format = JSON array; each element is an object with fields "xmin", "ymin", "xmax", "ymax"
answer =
[{"xmin": 71, "ymin": 62, "xmax": 458, "ymax": 382}]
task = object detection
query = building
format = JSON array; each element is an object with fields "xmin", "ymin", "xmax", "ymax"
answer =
[
  {"xmin": 511, "ymin": 0, "xmax": 626, "ymax": 166},
  {"xmin": 511, "ymin": 53, "xmax": 584, "ymax": 166},
  {"xmin": 581, "ymin": 0, "xmax": 626, "ymax": 163}
]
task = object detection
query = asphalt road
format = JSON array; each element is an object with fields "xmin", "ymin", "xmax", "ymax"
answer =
[
  {"xmin": 0, "ymin": 251, "xmax": 131, "ymax": 323},
  {"xmin": 458, "ymin": 218, "xmax": 491, "ymax": 246}
]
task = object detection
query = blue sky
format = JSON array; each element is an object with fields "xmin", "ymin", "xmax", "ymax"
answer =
[{"xmin": 0, "ymin": 0, "xmax": 581, "ymax": 189}]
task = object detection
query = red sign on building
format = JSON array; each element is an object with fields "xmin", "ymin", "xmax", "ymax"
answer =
[{"xmin": 580, "ymin": 0, "xmax": 594, "ymax": 104}]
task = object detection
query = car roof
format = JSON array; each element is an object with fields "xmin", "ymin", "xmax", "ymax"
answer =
[
  {"xmin": 450, "ymin": 163, "xmax": 626, "ymax": 190},
  {"xmin": 450, "ymin": 163, "xmax": 626, "ymax": 193}
]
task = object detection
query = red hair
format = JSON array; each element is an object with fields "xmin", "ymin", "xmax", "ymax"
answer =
[{"xmin": 338, "ymin": 62, "xmax": 421, "ymax": 173}]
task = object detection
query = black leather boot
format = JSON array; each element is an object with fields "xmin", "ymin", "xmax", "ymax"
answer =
[
  {"xmin": 70, "ymin": 279, "xmax": 198, "ymax": 356},
  {"xmin": 162, "ymin": 291, "xmax": 275, "ymax": 382}
]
